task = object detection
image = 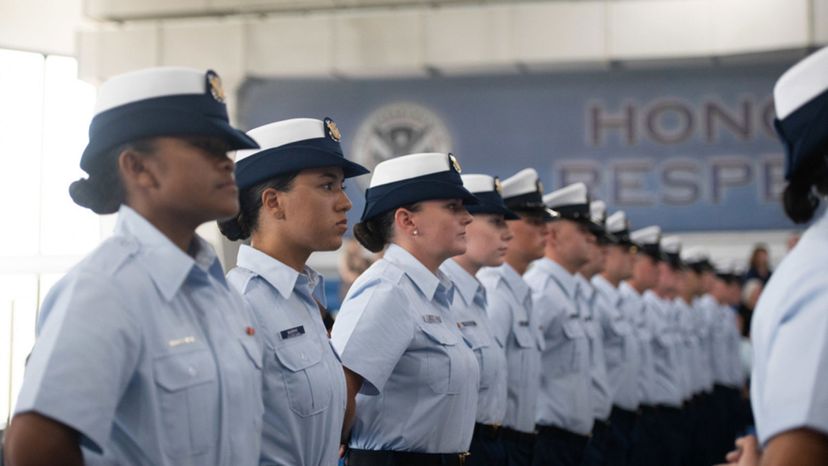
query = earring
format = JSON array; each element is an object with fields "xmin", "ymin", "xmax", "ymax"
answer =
[{"xmin": 413, "ymin": 229, "xmax": 419, "ymax": 236}]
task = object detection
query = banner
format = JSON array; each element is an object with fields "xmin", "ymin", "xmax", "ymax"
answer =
[{"xmin": 239, "ymin": 62, "xmax": 792, "ymax": 231}]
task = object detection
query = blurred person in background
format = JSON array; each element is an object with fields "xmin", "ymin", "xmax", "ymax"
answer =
[{"xmin": 723, "ymin": 45, "xmax": 828, "ymax": 466}]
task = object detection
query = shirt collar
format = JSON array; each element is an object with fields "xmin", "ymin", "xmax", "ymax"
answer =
[
  {"xmin": 498, "ymin": 263, "xmax": 531, "ymax": 303},
  {"xmin": 384, "ymin": 244, "xmax": 454, "ymax": 305},
  {"xmin": 575, "ymin": 273, "xmax": 595, "ymax": 301},
  {"xmin": 235, "ymin": 244, "xmax": 326, "ymax": 305},
  {"xmin": 114, "ymin": 205, "xmax": 225, "ymax": 302},
  {"xmin": 619, "ymin": 281, "xmax": 644, "ymax": 304},
  {"xmin": 534, "ymin": 257, "xmax": 577, "ymax": 298},
  {"xmin": 591, "ymin": 275, "xmax": 623, "ymax": 307},
  {"xmin": 440, "ymin": 259, "xmax": 486, "ymax": 308}
]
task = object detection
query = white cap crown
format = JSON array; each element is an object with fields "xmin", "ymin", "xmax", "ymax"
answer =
[
  {"xmin": 369, "ymin": 152, "xmax": 455, "ymax": 188},
  {"xmin": 630, "ymin": 225, "xmax": 661, "ymax": 245},
  {"xmin": 774, "ymin": 46, "xmax": 828, "ymax": 119},
  {"xmin": 543, "ymin": 182, "xmax": 588, "ymax": 208},
  {"xmin": 501, "ymin": 168, "xmax": 540, "ymax": 198}
]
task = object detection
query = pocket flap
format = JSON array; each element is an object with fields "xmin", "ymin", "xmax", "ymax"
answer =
[
  {"xmin": 562, "ymin": 320, "xmax": 586, "ymax": 339},
  {"xmin": 154, "ymin": 349, "xmax": 216, "ymax": 392},
  {"xmin": 420, "ymin": 323, "xmax": 458, "ymax": 346},
  {"xmin": 275, "ymin": 339, "xmax": 323, "ymax": 372},
  {"xmin": 512, "ymin": 321, "xmax": 535, "ymax": 348}
]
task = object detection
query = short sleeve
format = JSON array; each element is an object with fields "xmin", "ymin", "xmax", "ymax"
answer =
[
  {"xmin": 14, "ymin": 270, "xmax": 142, "ymax": 453},
  {"xmin": 331, "ymin": 282, "xmax": 415, "ymax": 395},
  {"xmin": 758, "ymin": 292, "xmax": 828, "ymax": 443}
]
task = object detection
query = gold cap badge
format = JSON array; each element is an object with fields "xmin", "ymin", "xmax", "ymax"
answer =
[
  {"xmin": 449, "ymin": 153, "xmax": 462, "ymax": 173},
  {"xmin": 206, "ymin": 70, "xmax": 225, "ymax": 103},
  {"xmin": 494, "ymin": 177, "xmax": 503, "ymax": 194},
  {"xmin": 536, "ymin": 180, "xmax": 544, "ymax": 194},
  {"xmin": 325, "ymin": 118, "xmax": 342, "ymax": 142}
]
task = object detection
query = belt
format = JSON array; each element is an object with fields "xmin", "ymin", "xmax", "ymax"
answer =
[
  {"xmin": 473, "ymin": 423, "xmax": 501, "ymax": 440},
  {"xmin": 592, "ymin": 418, "xmax": 611, "ymax": 435},
  {"xmin": 499, "ymin": 426, "xmax": 537, "ymax": 446},
  {"xmin": 536, "ymin": 424, "xmax": 591, "ymax": 442},
  {"xmin": 348, "ymin": 449, "xmax": 471, "ymax": 466},
  {"xmin": 610, "ymin": 405, "xmax": 638, "ymax": 422}
]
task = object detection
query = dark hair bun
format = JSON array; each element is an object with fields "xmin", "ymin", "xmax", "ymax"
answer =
[
  {"xmin": 68, "ymin": 177, "xmax": 121, "ymax": 214},
  {"xmin": 783, "ymin": 181, "xmax": 820, "ymax": 224},
  {"xmin": 353, "ymin": 221, "xmax": 386, "ymax": 253},
  {"xmin": 217, "ymin": 214, "xmax": 251, "ymax": 241}
]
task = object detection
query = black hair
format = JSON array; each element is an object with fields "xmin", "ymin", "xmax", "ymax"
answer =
[
  {"xmin": 217, "ymin": 172, "xmax": 298, "ymax": 241},
  {"xmin": 68, "ymin": 140, "xmax": 156, "ymax": 214},
  {"xmin": 782, "ymin": 153, "xmax": 828, "ymax": 224},
  {"xmin": 353, "ymin": 203, "xmax": 421, "ymax": 253}
]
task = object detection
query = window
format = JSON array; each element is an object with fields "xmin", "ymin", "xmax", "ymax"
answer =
[{"xmin": 0, "ymin": 49, "xmax": 105, "ymax": 428}]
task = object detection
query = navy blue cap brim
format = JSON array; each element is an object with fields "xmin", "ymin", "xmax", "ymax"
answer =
[
  {"xmin": 81, "ymin": 102, "xmax": 258, "ymax": 173},
  {"xmin": 235, "ymin": 143, "xmax": 369, "ymax": 190},
  {"xmin": 466, "ymin": 191, "xmax": 520, "ymax": 220},
  {"xmin": 775, "ymin": 88, "xmax": 828, "ymax": 180},
  {"xmin": 362, "ymin": 179, "xmax": 479, "ymax": 221}
]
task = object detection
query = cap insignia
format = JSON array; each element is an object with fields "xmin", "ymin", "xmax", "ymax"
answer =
[
  {"xmin": 494, "ymin": 177, "xmax": 503, "ymax": 194},
  {"xmin": 325, "ymin": 117, "xmax": 342, "ymax": 142},
  {"xmin": 206, "ymin": 70, "xmax": 225, "ymax": 103},
  {"xmin": 449, "ymin": 153, "xmax": 462, "ymax": 173}
]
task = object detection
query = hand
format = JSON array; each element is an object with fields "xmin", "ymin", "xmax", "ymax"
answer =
[{"xmin": 717, "ymin": 435, "xmax": 760, "ymax": 466}]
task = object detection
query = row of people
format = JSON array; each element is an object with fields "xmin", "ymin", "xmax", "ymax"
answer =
[{"xmin": 5, "ymin": 42, "xmax": 827, "ymax": 466}]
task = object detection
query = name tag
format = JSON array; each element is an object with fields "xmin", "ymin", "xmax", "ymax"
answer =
[
  {"xmin": 168, "ymin": 336, "xmax": 196, "ymax": 347},
  {"xmin": 280, "ymin": 325, "xmax": 305, "ymax": 340},
  {"xmin": 518, "ymin": 320, "xmax": 530, "ymax": 327},
  {"xmin": 423, "ymin": 314, "xmax": 442, "ymax": 324},
  {"xmin": 459, "ymin": 320, "xmax": 478, "ymax": 328}
]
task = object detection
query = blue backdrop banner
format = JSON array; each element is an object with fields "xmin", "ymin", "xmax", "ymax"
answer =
[{"xmin": 239, "ymin": 63, "xmax": 793, "ymax": 232}]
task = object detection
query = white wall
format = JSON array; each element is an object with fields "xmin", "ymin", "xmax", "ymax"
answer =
[{"xmin": 0, "ymin": 0, "xmax": 85, "ymax": 55}]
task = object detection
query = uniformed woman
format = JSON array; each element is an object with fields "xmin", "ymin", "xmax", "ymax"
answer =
[
  {"xmin": 440, "ymin": 174, "xmax": 516, "ymax": 466},
  {"xmin": 217, "ymin": 117, "xmax": 368, "ymax": 466},
  {"xmin": 331, "ymin": 152, "xmax": 481, "ymax": 466},
  {"xmin": 4, "ymin": 67, "xmax": 265, "ymax": 466},
  {"xmin": 725, "ymin": 46, "xmax": 828, "ymax": 465}
]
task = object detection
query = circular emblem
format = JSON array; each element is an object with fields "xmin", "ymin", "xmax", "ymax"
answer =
[
  {"xmin": 326, "ymin": 119, "xmax": 342, "ymax": 142},
  {"xmin": 206, "ymin": 71, "xmax": 226, "ymax": 103},
  {"xmin": 494, "ymin": 177, "xmax": 503, "ymax": 194},
  {"xmin": 448, "ymin": 153, "xmax": 462, "ymax": 173},
  {"xmin": 352, "ymin": 102, "xmax": 453, "ymax": 187}
]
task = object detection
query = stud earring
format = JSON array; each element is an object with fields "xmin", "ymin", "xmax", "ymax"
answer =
[{"xmin": 413, "ymin": 229, "xmax": 419, "ymax": 236}]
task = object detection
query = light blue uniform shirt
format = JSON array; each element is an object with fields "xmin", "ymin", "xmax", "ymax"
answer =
[
  {"xmin": 701, "ymin": 295, "xmax": 737, "ymax": 389},
  {"xmin": 690, "ymin": 297, "xmax": 714, "ymax": 393},
  {"xmin": 478, "ymin": 263, "xmax": 542, "ymax": 433},
  {"xmin": 643, "ymin": 291, "xmax": 684, "ymax": 408},
  {"xmin": 592, "ymin": 275, "xmax": 640, "ymax": 411},
  {"xmin": 619, "ymin": 282, "xmax": 657, "ymax": 406},
  {"xmin": 524, "ymin": 258, "xmax": 593, "ymax": 435},
  {"xmin": 576, "ymin": 274, "xmax": 613, "ymax": 421},
  {"xmin": 721, "ymin": 306, "xmax": 745, "ymax": 389},
  {"xmin": 751, "ymin": 210, "xmax": 828, "ymax": 445},
  {"xmin": 15, "ymin": 206, "xmax": 263, "ymax": 466},
  {"xmin": 332, "ymin": 245, "xmax": 479, "ymax": 453},
  {"xmin": 227, "ymin": 245, "xmax": 346, "ymax": 466},
  {"xmin": 695, "ymin": 295, "xmax": 718, "ymax": 392},
  {"xmin": 441, "ymin": 259, "xmax": 508, "ymax": 426},
  {"xmin": 674, "ymin": 297, "xmax": 700, "ymax": 399}
]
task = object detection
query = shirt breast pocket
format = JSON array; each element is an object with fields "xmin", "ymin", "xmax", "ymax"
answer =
[
  {"xmin": 274, "ymin": 338, "xmax": 332, "ymax": 417},
  {"xmin": 556, "ymin": 319, "xmax": 587, "ymax": 375},
  {"xmin": 461, "ymin": 330, "xmax": 493, "ymax": 389},
  {"xmin": 153, "ymin": 348, "xmax": 218, "ymax": 459},
  {"xmin": 420, "ymin": 324, "xmax": 462, "ymax": 395}
]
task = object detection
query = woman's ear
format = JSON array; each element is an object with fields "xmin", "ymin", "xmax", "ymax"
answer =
[
  {"xmin": 395, "ymin": 207, "xmax": 419, "ymax": 237},
  {"xmin": 261, "ymin": 187, "xmax": 287, "ymax": 220},
  {"xmin": 118, "ymin": 148, "xmax": 158, "ymax": 190}
]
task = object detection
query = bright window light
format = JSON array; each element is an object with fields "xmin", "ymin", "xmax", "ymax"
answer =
[{"xmin": 0, "ymin": 49, "xmax": 101, "ymax": 428}]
